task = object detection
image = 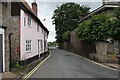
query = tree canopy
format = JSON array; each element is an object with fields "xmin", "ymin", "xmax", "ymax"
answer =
[
  {"xmin": 52, "ymin": 2, "xmax": 90, "ymax": 43},
  {"xmin": 76, "ymin": 12, "xmax": 120, "ymax": 41},
  {"xmin": 113, "ymin": 4, "xmax": 120, "ymax": 40}
]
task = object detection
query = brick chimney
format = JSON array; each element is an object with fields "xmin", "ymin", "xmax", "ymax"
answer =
[{"xmin": 32, "ymin": 1, "xmax": 37, "ymax": 15}]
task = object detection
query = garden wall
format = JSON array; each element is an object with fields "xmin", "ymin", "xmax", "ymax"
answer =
[{"xmin": 60, "ymin": 30, "xmax": 119, "ymax": 64}]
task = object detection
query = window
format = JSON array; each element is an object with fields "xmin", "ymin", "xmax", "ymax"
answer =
[
  {"xmin": 38, "ymin": 40, "xmax": 40, "ymax": 53},
  {"xmin": 40, "ymin": 40, "xmax": 43, "ymax": 51},
  {"xmin": 42, "ymin": 28, "xmax": 44, "ymax": 34},
  {"xmin": 2, "ymin": 2, "xmax": 7, "ymax": 7},
  {"xmin": 26, "ymin": 40, "xmax": 31, "ymax": 52},
  {"xmin": 28, "ymin": 17, "xmax": 31, "ymax": 27},
  {"xmin": 37, "ymin": 24, "xmax": 39, "ymax": 32},
  {"xmin": 45, "ymin": 41, "xmax": 47, "ymax": 50},
  {"xmin": 24, "ymin": 18, "xmax": 26, "ymax": 26}
]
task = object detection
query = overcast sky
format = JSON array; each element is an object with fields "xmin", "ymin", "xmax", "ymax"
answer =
[{"xmin": 25, "ymin": 0, "xmax": 119, "ymax": 42}]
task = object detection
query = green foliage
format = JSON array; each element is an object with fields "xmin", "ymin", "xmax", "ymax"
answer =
[
  {"xmin": 113, "ymin": 4, "xmax": 120, "ymax": 40},
  {"xmin": 76, "ymin": 13, "xmax": 120, "ymax": 41},
  {"xmin": 48, "ymin": 41, "xmax": 58, "ymax": 47},
  {"xmin": 62, "ymin": 31, "xmax": 70, "ymax": 42},
  {"xmin": 52, "ymin": 2, "xmax": 90, "ymax": 42},
  {"xmin": 114, "ymin": 3, "xmax": 120, "ymax": 20},
  {"xmin": 15, "ymin": 63, "xmax": 20, "ymax": 68}
]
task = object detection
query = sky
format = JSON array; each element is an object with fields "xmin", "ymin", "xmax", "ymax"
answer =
[{"xmin": 25, "ymin": 0, "xmax": 119, "ymax": 42}]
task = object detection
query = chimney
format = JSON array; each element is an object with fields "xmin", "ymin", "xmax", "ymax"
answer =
[{"xmin": 32, "ymin": 1, "xmax": 37, "ymax": 15}]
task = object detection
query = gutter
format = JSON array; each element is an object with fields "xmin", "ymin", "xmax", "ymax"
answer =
[{"xmin": 8, "ymin": 33, "xmax": 13, "ymax": 71}]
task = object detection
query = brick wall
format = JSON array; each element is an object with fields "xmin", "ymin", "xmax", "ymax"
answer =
[
  {"xmin": 60, "ymin": 30, "xmax": 119, "ymax": 64},
  {"xmin": 60, "ymin": 30, "xmax": 96, "ymax": 58},
  {"xmin": 70, "ymin": 30, "xmax": 96, "ymax": 57}
]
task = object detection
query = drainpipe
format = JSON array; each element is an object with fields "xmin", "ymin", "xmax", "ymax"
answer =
[{"xmin": 8, "ymin": 33, "xmax": 12, "ymax": 71}]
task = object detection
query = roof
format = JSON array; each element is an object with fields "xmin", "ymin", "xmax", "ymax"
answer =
[
  {"xmin": 79, "ymin": 1, "xmax": 119, "ymax": 23},
  {"xmin": 13, "ymin": 0, "xmax": 49, "ymax": 34}
]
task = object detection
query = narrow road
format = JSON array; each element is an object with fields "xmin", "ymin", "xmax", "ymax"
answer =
[{"xmin": 30, "ymin": 48, "xmax": 118, "ymax": 78}]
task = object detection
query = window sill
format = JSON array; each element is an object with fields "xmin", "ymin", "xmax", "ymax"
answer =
[
  {"xmin": 28, "ymin": 26, "xmax": 31, "ymax": 28},
  {"xmin": 26, "ymin": 51, "xmax": 31, "ymax": 53}
]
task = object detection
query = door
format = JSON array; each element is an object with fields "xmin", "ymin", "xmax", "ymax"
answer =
[{"xmin": 0, "ymin": 34, "xmax": 3, "ymax": 73}]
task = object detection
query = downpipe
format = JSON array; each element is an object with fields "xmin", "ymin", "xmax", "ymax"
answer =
[{"xmin": 8, "ymin": 33, "xmax": 12, "ymax": 71}]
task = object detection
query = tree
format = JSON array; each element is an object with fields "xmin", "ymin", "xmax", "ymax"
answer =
[
  {"xmin": 48, "ymin": 41, "xmax": 58, "ymax": 47},
  {"xmin": 76, "ymin": 13, "xmax": 120, "ymax": 41},
  {"xmin": 114, "ymin": 3, "xmax": 120, "ymax": 40},
  {"xmin": 52, "ymin": 2, "xmax": 90, "ymax": 43},
  {"xmin": 62, "ymin": 31, "xmax": 70, "ymax": 42},
  {"xmin": 114, "ymin": 2, "xmax": 120, "ymax": 20}
]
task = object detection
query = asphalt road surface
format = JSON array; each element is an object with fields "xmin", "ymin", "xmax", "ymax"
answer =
[{"xmin": 30, "ymin": 48, "xmax": 119, "ymax": 79}]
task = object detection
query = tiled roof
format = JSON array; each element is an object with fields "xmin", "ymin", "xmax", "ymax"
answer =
[{"xmin": 79, "ymin": 1, "xmax": 119, "ymax": 23}]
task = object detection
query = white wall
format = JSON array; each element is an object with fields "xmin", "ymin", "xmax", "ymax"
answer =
[
  {"xmin": 0, "ymin": 28, "xmax": 5, "ymax": 72},
  {"xmin": 20, "ymin": 9, "xmax": 48, "ymax": 60}
]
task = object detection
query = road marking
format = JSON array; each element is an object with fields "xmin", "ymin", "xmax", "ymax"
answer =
[
  {"xmin": 22, "ymin": 51, "xmax": 51, "ymax": 80},
  {"xmin": 67, "ymin": 51, "xmax": 119, "ymax": 71}
]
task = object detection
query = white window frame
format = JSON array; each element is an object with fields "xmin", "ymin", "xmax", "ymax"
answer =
[
  {"xmin": 28, "ymin": 17, "xmax": 31, "ymax": 27},
  {"xmin": 37, "ymin": 24, "xmax": 39, "ymax": 32},
  {"xmin": 40, "ymin": 40, "xmax": 43, "ymax": 51},
  {"xmin": 44, "ymin": 41, "xmax": 46, "ymax": 50},
  {"xmin": 24, "ymin": 17, "xmax": 26, "ymax": 26},
  {"xmin": 41, "ymin": 28, "xmax": 44, "ymax": 34},
  {"xmin": 26, "ymin": 40, "xmax": 31, "ymax": 52}
]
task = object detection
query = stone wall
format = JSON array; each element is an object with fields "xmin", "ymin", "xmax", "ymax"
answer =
[
  {"xmin": 10, "ymin": 16, "xmax": 20, "ymax": 68},
  {"xmin": 1, "ymin": 2, "xmax": 11, "ymax": 72},
  {"xmin": 60, "ymin": 30, "xmax": 96, "ymax": 58},
  {"xmin": 1, "ymin": 2, "xmax": 20, "ymax": 71},
  {"xmin": 70, "ymin": 30, "xmax": 96, "ymax": 57},
  {"xmin": 95, "ymin": 41, "xmax": 119, "ymax": 63},
  {"xmin": 60, "ymin": 30, "xmax": 119, "ymax": 64}
]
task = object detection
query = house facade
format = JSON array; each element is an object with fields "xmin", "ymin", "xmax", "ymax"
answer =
[
  {"xmin": 20, "ymin": 9, "xmax": 48, "ymax": 61},
  {"xmin": 11, "ymin": 1, "xmax": 49, "ymax": 65},
  {"xmin": 0, "ymin": 0, "xmax": 49, "ymax": 73}
]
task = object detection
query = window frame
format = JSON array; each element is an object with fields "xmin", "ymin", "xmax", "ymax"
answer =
[
  {"xmin": 24, "ymin": 18, "xmax": 26, "ymax": 26},
  {"xmin": 26, "ymin": 40, "xmax": 32, "ymax": 52},
  {"xmin": 37, "ymin": 24, "xmax": 39, "ymax": 32},
  {"xmin": 40, "ymin": 40, "xmax": 43, "ymax": 51},
  {"xmin": 28, "ymin": 17, "xmax": 31, "ymax": 27},
  {"xmin": 41, "ymin": 28, "xmax": 44, "ymax": 34}
]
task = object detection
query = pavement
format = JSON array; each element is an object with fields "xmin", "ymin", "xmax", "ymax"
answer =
[
  {"xmin": 30, "ymin": 48, "xmax": 119, "ymax": 78},
  {"xmin": 2, "ymin": 52, "xmax": 50, "ymax": 79},
  {"xmin": 2, "ymin": 72, "xmax": 17, "ymax": 78}
]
